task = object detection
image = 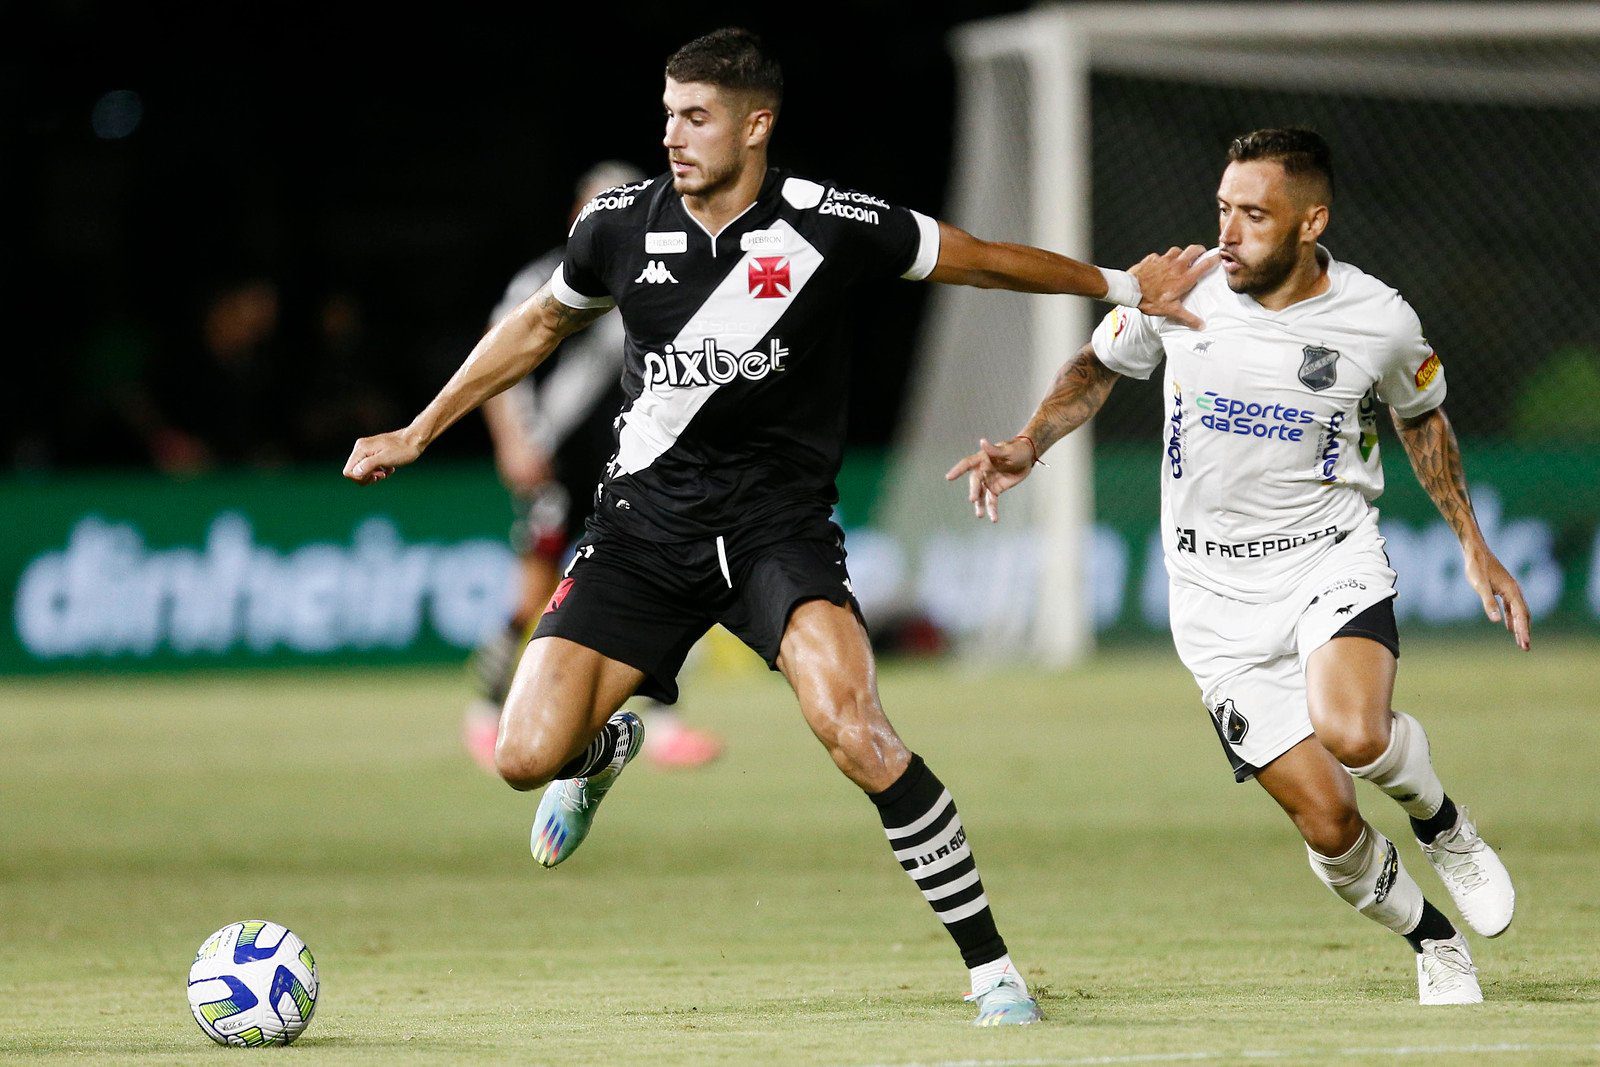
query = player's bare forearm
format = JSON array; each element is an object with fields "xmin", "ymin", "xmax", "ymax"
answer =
[
  {"xmin": 1392, "ymin": 406, "xmax": 1483, "ymax": 548},
  {"xmin": 1021, "ymin": 344, "xmax": 1120, "ymax": 456},
  {"xmin": 344, "ymin": 282, "xmax": 604, "ymax": 485},
  {"xmin": 1393, "ymin": 404, "xmax": 1532, "ymax": 648},
  {"xmin": 409, "ymin": 284, "xmax": 604, "ymax": 450},
  {"xmin": 926, "ymin": 224, "xmax": 1216, "ymax": 329},
  {"xmin": 926, "ymin": 223, "xmax": 1105, "ymax": 295}
]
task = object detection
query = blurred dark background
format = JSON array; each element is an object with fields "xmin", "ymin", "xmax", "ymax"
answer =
[{"xmin": 4, "ymin": 1, "xmax": 1033, "ymax": 473}]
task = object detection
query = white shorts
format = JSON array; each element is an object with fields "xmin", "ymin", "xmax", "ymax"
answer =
[{"xmin": 1168, "ymin": 517, "xmax": 1399, "ymax": 782}]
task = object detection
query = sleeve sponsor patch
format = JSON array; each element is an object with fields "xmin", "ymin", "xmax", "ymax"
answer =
[
  {"xmin": 1111, "ymin": 307, "xmax": 1128, "ymax": 339},
  {"xmin": 1414, "ymin": 351, "xmax": 1442, "ymax": 389}
]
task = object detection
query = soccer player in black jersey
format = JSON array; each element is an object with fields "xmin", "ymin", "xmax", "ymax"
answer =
[{"xmin": 345, "ymin": 27, "xmax": 1211, "ymax": 1026}]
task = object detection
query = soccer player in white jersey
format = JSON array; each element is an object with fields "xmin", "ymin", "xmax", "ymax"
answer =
[{"xmin": 949, "ymin": 128, "xmax": 1529, "ymax": 1005}]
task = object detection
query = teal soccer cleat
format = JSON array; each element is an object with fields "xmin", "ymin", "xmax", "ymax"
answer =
[
  {"xmin": 966, "ymin": 975, "xmax": 1042, "ymax": 1027},
  {"xmin": 530, "ymin": 712, "xmax": 645, "ymax": 868}
]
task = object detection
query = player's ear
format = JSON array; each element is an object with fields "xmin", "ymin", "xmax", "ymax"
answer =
[
  {"xmin": 1303, "ymin": 204, "xmax": 1329, "ymax": 242},
  {"xmin": 745, "ymin": 106, "xmax": 774, "ymax": 149}
]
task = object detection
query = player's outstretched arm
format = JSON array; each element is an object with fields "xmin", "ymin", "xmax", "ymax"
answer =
[
  {"xmin": 926, "ymin": 223, "xmax": 1215, "ymax": 330},
  {"xmin": 343, "ymin": 283, "xmax": 605, "ymax": 486},
  {"xmin": 945, "ymin": 343, "xmax": 1120, "ymax": 522},
  {"xmin": 1392, "ymin": 405, "xmax": 1531, "ymax": 650}
]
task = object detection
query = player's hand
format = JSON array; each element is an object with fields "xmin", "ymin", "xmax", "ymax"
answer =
[
  {"xmin": 1464, "ymin": 544, "xmax": 1531, "ymax": 651},
  {"xmin": 944, "ymin": 437, "xmax": 1035, "ymax": 523},
  {"xmin": 495, "ymin": 443, "xmax": 554, "ymax": 495},
  {"xmin": 343, "ymin": 428, "xmax": 424, "ymax": 486},
  {"xmin": 1130, "ymin": 245, "xmax": 1216, "ymax": 331}
]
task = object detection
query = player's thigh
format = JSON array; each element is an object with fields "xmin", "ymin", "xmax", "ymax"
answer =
[
  {"xmin": 775, "ymin": 598, "xmax": 909, "ymax": 790},
  {"xmin": 501, "ymin": 635, "xmax": 646, "ymax": 757},
  {"xmin": 1170, "ymin": 581, "xmax": 1312, "ymax": 785},
  {"xmin": 1300, "ymin": 591, "xmax": 1401, "ymax": 766},
  {"xmin": 1254, "ymin": 735, "xmax": 1365, "ymax": 855}
]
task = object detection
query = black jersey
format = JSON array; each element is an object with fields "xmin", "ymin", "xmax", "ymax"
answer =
[{"xmin": 551, "ymin": 167, "xmax": 939, "ymax": 541}]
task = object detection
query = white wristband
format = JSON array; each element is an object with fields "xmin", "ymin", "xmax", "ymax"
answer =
[{"xmin": 1099, "ymin": 267, "xmax": 1142, "ymax": 308}]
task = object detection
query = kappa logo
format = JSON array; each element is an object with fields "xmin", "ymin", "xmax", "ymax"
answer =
[
  {"xmin": 748, "ymin": 256, "xmax": 792, "ymax": 299},
  {"xmin": 634, "ymin": 260, "xmax": 678, "ymax": 285}
]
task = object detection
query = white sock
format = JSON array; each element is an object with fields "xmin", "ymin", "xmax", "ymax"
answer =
[
  {"xmin": 1307, "ymin": 826, "xmax": 1424, "ymax": 936},
  {"xmin": 1348, "ymin": 711, "xmax": 1445, "ymax": 820},
  {"xmin": 969, "ymin": 953, "xmax": 1027, "ymax": 996}
]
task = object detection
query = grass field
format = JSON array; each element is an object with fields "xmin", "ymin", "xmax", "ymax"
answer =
[{"xmin": 3, "ymin": 640, "xmax": 1598, "ymax": 1064}]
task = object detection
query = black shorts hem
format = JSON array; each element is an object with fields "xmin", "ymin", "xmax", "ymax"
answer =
[
  {"xmin": 1331, "ymin": 597, "xmax": 1400, "ymax": 659},
  {"xmin": 529, "ymin": 629, "xmax": 681, "ymax": 706},
  {"xmin": 758, "ymin": 590, "xmax": 868, "ymax": 670}
]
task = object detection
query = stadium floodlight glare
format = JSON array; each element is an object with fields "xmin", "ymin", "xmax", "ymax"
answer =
[{"xmin": 882, "ymin": 2, "xmax": 1600, "ymax": 667}]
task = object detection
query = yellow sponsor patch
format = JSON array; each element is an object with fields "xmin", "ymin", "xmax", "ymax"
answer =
[
  {"xmin": 1111, "ymin": 307, "xmax": 1127, "ymax": 339},
  {"xmin": 1414, "ymin": 351, "xmax": 1442, "ymax": 389}
]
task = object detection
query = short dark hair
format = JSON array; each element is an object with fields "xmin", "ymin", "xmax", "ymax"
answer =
[
  {"xmin": 1227, "ymin": 127, "xmax": 1334, "ymax": 203},
  {"xmin": 666, "ymin": 27, "xmax": 783, "ymax": 113}
]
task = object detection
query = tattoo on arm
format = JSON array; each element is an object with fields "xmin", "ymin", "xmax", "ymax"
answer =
[
  {"xmin": 1022, "ymin": 345, "xmax": 1120, "ymax": 452},
  {"xmin": 533, "ymin": 284, "xmax": 609, "ymax": 338},
  {"xmin": 1393, "ymin": 406, "xmax": 1481, "ymax": 543}
]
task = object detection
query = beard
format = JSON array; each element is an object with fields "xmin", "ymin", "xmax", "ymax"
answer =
[
  {"xmin": 1226, "ymin": 233, "xmax": 1300, "ymax": 296},
  {"xmin": 671, "ymin": 152, "xmax": 742, "ymax": 197}
]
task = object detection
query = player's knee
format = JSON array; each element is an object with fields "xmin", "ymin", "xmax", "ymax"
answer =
[
  {"xmin": 1294, "ymin": 802, "xmax": 1364, "ymax": 857},
  {"xmin": 809, "ymin": 686, "xmax": 908, "ymax": 788},
  {"xmin": 1311, "ymin": 708, "xmax": 1391, "ymax": 768},
  {"xmin": 493, "ymin": 736, "xmax": 563, "ymax": 792}
]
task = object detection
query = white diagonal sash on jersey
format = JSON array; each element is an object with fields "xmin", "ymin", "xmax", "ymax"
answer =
[{"xmin": 613, "ymin": 219, "xmax": 821, "ymax": 476}]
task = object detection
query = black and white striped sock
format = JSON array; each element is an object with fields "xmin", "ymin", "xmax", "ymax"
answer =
[
  {"xmin": 555, "ymin": 719, "xmax": 622, "ymax": 780},
  {"xmin": 871, "ymin": 754, "xmax": 1007, "ymax": 968}
]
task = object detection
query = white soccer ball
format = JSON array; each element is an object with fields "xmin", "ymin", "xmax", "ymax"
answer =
[{"xmin": 187, "ymin": 920, "xmax": 319, "ymax": 1047}]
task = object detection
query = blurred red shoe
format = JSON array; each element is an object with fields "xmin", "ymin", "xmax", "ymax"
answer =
[
  {"xmin": 642, "ymin": 715, "xmax": 724, "ymax": 769},
  {"xmin": 462, "ymin": 700, "xmax": 501, "ymax": 776}
]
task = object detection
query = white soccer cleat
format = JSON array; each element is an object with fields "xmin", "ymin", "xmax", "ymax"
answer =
[
  {"xmin": 1416, "ymin": 934, "xmax": 1482, "ymax": 1005},
  {"xmin": 1421, "ymin": 807, "xmax": 1515, "ymax": 938}
]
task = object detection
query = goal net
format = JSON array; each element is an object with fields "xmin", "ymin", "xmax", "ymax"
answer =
[{"xmin": 879, "ymin": 2, "xmax": 1600, "ymax": 665}]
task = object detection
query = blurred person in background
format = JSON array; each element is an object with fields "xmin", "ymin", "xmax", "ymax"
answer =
[
  {"xmin": 155, "ymin": 277, "xmax": 295, "ymax": 468},
  {"xmin": 464, "ymin": 161, "xmax": 725, "ymax": 773}
]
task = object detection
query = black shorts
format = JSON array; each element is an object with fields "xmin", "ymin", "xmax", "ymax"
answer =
[{"xmin": 530, "ymin": 512, "xmax": 860, "ymax": 704}]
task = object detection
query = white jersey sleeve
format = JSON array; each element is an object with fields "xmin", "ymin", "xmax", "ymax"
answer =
[
  {"xmin": 1373, "ymin": 298, "xmax": 1446, "ymax": 418},
  {"xmin": 1090, "ymin": 306, "xmax": 1165, "ymax": 380}
]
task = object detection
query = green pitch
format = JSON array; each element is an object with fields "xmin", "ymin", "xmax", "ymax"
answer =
[{"xmin": 2, "ymin": 641, "xmax": 1598, "ymax": 1064}]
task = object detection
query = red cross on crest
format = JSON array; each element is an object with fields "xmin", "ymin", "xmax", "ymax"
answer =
[{"xmin": 748, "ymin": 256, "xmax": 791, "ymax": 299}]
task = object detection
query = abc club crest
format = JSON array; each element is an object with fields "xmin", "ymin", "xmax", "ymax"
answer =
[
  {"xmin": 1212, "ymin": 698, "xmax": 1250, "ymax": 745},
  {"xmin": 1298, "ymin": 344, "xmax": 1340, "ymax": 392}
]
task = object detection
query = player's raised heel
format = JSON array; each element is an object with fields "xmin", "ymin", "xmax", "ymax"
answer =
[
  {"xmin": 1416, "ymin": 934, "xmax": 1482, "ymax": 1005},
  {"xmin": 965, "ymin": 975, "xmax": 1041, "ymax": 1027},
  {"xmin": 1421, "ymin": 806, "xmax": 1514, "ymax": 938},
  {"xmin": 530, "ymin": 711, "xmax": 645, "ymax": 869}
]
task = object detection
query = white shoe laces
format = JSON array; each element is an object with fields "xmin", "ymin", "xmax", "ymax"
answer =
[
  {"xmin": 553, "ymin": 780, "xmax": 590, "ymax": 814},
  {"xmin": 1427, "ymin": 819, "xmax": 1489, "ymax": 892},
  {"xmin": 1420, "ymin": 942, "xmax": 1476, "ymax": 993}
]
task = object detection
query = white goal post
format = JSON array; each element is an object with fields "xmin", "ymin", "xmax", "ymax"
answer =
[{"xmin": 878, "ymin": 2, "xmax": 1600, "ymax": 667}]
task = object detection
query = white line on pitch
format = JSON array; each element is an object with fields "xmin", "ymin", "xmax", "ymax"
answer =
[{"xmin": 859, "ymin": 1041, "xmax": 1600, "ymax": 1067}]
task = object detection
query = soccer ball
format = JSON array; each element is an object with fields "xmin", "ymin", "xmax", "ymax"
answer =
[{"xmin": 187, "ymin": 920, "xmax": 319, "ymax": 1046}]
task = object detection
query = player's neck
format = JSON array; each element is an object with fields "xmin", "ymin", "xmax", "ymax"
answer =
[
  {"xmin": 1253, "ymin": 248, "xmax": 1331, "ymax": 312},
  {"xmin": 681, "ymin": 157, "xmax": 768, "ymax": 235}
]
